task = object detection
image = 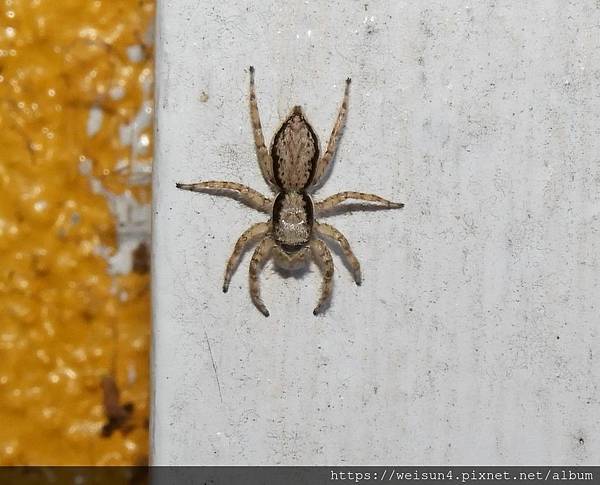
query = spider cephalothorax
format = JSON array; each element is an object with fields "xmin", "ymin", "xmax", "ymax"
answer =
[
  {"xmin": 176, "ymin": 66, "xmax": 404, "ymax": 316},
  {"xmin": 274, "ymin": 192, "xmax": 312, "ymax": 248}
]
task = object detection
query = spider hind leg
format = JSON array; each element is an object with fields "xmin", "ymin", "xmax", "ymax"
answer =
[
  {"xmin": 249, "ymin": 66, "xmax": 277, "ymax": 188},
  {"xmin": 311, "ymin": 78, "xmax": 351, "ymax": 187}
]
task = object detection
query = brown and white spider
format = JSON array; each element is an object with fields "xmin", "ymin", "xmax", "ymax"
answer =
[{"xmin": 176, "ymin": 66, "xmax": 404, "ymax": 316}]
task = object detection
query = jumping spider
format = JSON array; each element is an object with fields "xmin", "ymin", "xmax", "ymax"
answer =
[{"xmin": 176, "ymin": 66, "xmax": 404, "ymax": 316}]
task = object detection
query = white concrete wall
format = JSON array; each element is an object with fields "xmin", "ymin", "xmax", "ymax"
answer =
[{"xmin": 152, "ymin": 0, "xmax": 600, "ymax": 465}]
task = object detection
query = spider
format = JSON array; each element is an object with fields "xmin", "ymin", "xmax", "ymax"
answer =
[{"xmin": 176, "ymin": 66, "xmax": 404, "ymax": 316}]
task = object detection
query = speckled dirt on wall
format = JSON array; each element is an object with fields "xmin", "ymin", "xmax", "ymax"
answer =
[{"xmin": 0, "ymin": 0, "xmax": 154, "ymax": 465}]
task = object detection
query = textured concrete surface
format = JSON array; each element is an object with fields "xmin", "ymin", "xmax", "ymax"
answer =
[{"xmin": 152, "ymin": 0, "xmax": 600, "ymax": 464}]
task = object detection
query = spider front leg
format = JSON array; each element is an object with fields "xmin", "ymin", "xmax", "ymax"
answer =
[
  {"xmin": 314, "ymin": 222, "xmax": 361, "ymax": 285},
  {"xmin": 176, "ymin": 181, "xmax": 272, "ymax": 213},
  {"xmin": 315, "ymin": 191, "xmax": 404, "ymax": 215},
  {"xmin": 249, "ymin": 66, "xmax": 276, "ymax": 188},
  {"xmin": 311, "ymin": 77, "xmax": 351, "ymax": 187},
  {"xmin": 249, "ymin": 236, "xmax": 274, "ymax": 317},
  {"xmin": 310, "ymin": 239, "xmax": 334, "ymax": 315},
  {"xmin": 223, "ymin": 221, "xmax": 271, "ymax": 292}
]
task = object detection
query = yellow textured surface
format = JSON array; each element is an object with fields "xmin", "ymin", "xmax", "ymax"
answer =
[{"xmin": 0, "ymin": 0, "xmax": 153, "ymax": 465}]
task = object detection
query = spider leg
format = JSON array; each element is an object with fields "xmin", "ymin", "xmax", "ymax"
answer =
[
  {"xmin": 311, "ymin": 78, "xmax": 351, "ymax": 187},
  {"xmin": 310, "ymin": 239, "xmax": 334, "ymax": 315},
  {"xmin": 176, "ymin": 181, "xmax": 272, "ymax": 213},
  {"xmin": 249, "ymin": 66, "xmax": 277, "ymax": 189},
  {"xmin": 223, "ymin": 221, "xmax": 271, "ymax": 292},
  {"xmin": 315, "ymin": 191, "xmax": 404, "ymax": 215},
  {"xmin": 314, "ymin": 222, "xmax": 361, "ymax": 285},
  {"xmin": 249, "ymin": 235, "xmax": 274, "ymax": 317}
]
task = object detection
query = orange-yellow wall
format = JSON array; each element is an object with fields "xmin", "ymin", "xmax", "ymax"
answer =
[{"xmin": 0, "ymin": 0, "xmax": 153, "ymax": 465}]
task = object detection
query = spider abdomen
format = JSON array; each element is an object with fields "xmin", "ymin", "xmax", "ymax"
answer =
[
  {"xmin": 271, "ymin": 106, "xmax": 320, "ymax": 191},
  {"xmin": 272, "ymin": 191, "xmax": 314, "ymax": 252}
]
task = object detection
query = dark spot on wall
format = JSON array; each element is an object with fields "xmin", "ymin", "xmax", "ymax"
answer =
[
  {"xmin": 419, "ymin": 9, "xmax": 434, "ymax": 38},
  {"xmin": 81, "ymin": 309, "xmax": 94, "ymax": 323},
  {"xmin": 100, "ymin": 375, "xmax": 135, "ymax": 437},
  {"xmin": 132, "ymin": 241, "xmax": 150, "ymax": 273}
]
